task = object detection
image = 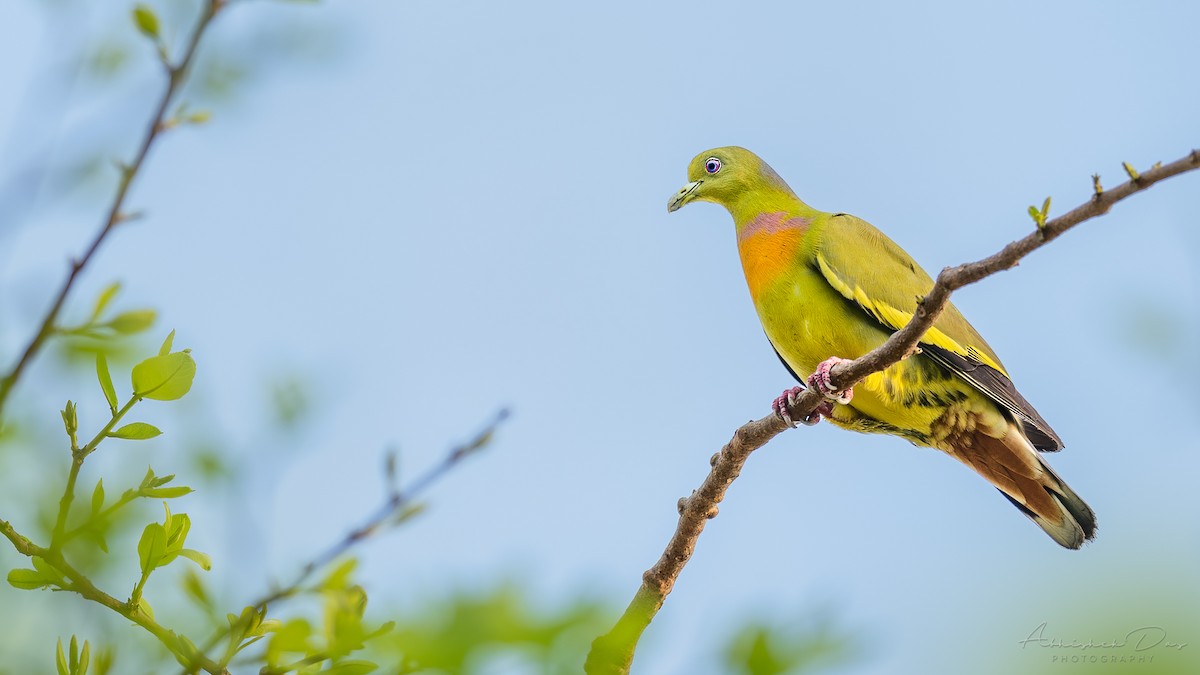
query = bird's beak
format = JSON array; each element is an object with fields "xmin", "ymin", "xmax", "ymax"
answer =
[{"xmin": 667, "ymin": 180, "xmax": 702, "ymax": 213}]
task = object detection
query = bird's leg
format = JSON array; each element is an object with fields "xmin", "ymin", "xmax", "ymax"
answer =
[
  {"xmin": 808, "ymin": 356, "xmax": 854, "ymax": 405},
  {"xmin": 771, "ymin": 386, "xmax": 832, "ymax": 428}
]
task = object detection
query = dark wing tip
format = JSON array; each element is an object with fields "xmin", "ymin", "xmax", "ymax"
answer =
[{"xmin": 922, "ymin": 343, "xmax": 1064, "ymax": 452}]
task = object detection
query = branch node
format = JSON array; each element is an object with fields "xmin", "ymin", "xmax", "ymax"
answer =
[
  {"xmin": 676, "ymin": 497, "xmax": 687, "ymax": 515},
  {"xmin": 709, "ymin": 451, "xmax": 720, "ymax": 467}
]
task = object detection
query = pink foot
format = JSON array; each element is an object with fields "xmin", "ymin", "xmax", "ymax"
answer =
[
  {"xmin": 772, "ymin": 386, "xmax": 833, "ymax": 428},
  {"xmin": 807, "ymin": 357, "xmax": 854, "ymax": 405}
]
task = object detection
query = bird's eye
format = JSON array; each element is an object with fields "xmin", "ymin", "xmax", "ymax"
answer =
[{"xmin": 704, "ymin": 157, "xmax": 722, "ymax": 174}]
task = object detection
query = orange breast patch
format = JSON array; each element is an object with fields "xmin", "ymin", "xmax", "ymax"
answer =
[{"xmin": 736, "ymin": 212, "xmax": 809, "ymax": 300}]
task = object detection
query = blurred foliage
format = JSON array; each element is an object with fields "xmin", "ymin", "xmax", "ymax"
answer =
[
  {"xmin": 271, "ymin": 375, "xmax": 312, "ymax": 429},
  {"xmin": 1116, "ymin": 297, "xmax": 1186, "ymax": 358},
  {"xmin": 373, "ymin": 583, "xmax": 609, "ymax": 674},
  {"xmin": 723, "ymin": 613, "xmax": 857, "ymax": 675}
]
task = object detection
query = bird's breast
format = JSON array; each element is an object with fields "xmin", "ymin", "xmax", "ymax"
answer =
[{"xmin": 736, "ymin": 213, "xmax": 808, "ymax": 301}]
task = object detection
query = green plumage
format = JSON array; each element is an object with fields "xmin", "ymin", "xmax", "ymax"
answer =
[{"xmin": 669, "ymin": 146, "xmax": 1096, "ymax": 548}]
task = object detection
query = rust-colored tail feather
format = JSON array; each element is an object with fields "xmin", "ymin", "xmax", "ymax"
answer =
[{"xmin": 951, "ymin": 425, "xmax": 1096, "ymax": 549}]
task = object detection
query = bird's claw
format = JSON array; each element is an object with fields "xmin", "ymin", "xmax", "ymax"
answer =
[
  {"xmin": 772, "ymin": 386, "xmax": 831, "ymax": 428},
  {"xmin": 772, "ymin": 386, "xmax": 805, "ymax": 427},
  {"xmin": 807, "ymin": 357, "xmax": 854, "ymax": 405}
]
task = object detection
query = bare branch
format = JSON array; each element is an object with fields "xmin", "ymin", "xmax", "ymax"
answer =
[
  {"xmin": 182, "ymin": 409, "xmax": 510, "ymax": 673},
  {"xmin": 0, "ymin": 0, "xmax": 221, "ymax": 420},
  {"xmin": 585, "ymin": 149, "xmax": 1200, "ymax": 674}
]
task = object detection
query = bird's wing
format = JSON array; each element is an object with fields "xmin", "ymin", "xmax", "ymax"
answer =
[{"xmin": 811, "ymin": 213, "xmax": 1063, "ymax": 451}]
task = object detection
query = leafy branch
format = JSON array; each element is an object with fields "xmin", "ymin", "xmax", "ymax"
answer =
[
  {"xmin": 2, "ymin": 330, "xmax": 210, "ymax": 670},
  {"xmin": 0, "ymin": 3, "xmax": 237, "ymax": 671},
  {"xmin": 584, "ymin": 149, "xmax": 1200, "ymax": 674},
  {"xmin": 0, "ymin": 0, "xmax": 220, "ymax": 420}
]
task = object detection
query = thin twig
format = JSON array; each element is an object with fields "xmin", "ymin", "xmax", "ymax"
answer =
[
  {"xmin": 50, "ymin": 395, "xmax": 140, "ymax": 552},
  {"xmin": 0, "ymin": 0, "xmax": 219, "ymax": 420},
  {"xmin": 585, "ymin": 149, "xmax": 1200, "ymax": 674},
  {"xmin": 182, "ymin": 409, "xmax": 510, "ymax": 673}
]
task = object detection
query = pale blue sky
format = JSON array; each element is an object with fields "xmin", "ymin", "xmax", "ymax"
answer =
[{"xmin": 1, "ymin": 1, "xmax": 1198, "ymax": 673}]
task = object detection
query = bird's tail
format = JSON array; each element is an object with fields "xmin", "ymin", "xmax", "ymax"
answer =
[{"xmin": 951, "ymin": 424, "xmax": 1097, "ymax": 549}]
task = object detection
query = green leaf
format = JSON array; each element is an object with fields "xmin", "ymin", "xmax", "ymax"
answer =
[
  {"xmin": 159, "ymin": 329, "xmax": 175, "ymax": 357},
  {"xmin": 179, "ymin": 548, "xmax": 212, "ymax": 571},
  {"xmin": 131, "ymin": 350, "xmax": 196, "ymax": 401},
  {"xmin": 91, "ymin": 479, "xmax": 105, "ymax": 515},
  {"xmin": 165, "ymin": 511, "xmax": 190, "ymax": 551},
  {"xmin": 108, "ymin": 422, "xmax": 162, "ymax": 440},
  {"xmin": 61, "ymin": 400, "xmax": 78, "ymax": 438},
  {"xmin": 68, "ymin": 636, "xmax": 81, "ymax": 675},
  {"xmin": 137, "ymin": 523, "xmax": 168, "ymax": 574},
  {"xmin": 142, "ymin": 486, "xmax": 192, "ymax": 499},
  {"xmin": 90, "ymin": 282, "xmax": 121, "ymax": 323},
  {"xmin": 82, "ymin": 527, "xmax": 109, "ymax": 554},
  {"xmin": 93, "ymin": 645, "xmax": 113, "ymax": 675},
  {"xmin": 56, "ymin": 639, "xmax": 68, "ymax": 675},
  {"xmin": 266, "ymin": 619, "xmax": 313, "ymax": 663},
  {"xmin": 132, "ymin": 4, "xmax": 160, "ymax": 39},
  {"xmin": 7, "ymin": 567, "xmax": 54, "ymax": 590},
  {"xmin": 323, "ymin": 661, "xmax": 379, "ymax": 675},
  {"xmin": 174, "ymin": 634, "xmax": 199, "ymax": 668},
  {"xmin": 136, "ymin": 596, "xmax": 154, "ymax": 621},
  {"xmin": 321, "ymin": 558, "xmax": 358, "ymax": 591},
  {"xmin": 96, "ymin": 355, "xmax": 118, "ymax": 414},
  {"xmin": 186, "ymin": 110, "xmax": 212, "ymax": 125},
  {"xmin": 182, "ymin": 568, "xmax": 213, "ymax": 610},
  {"xmin": 32, "ymin": 556, "xmax": 65, "ymax": 585},
  {"xmin": 140, "ymin": 468, "xmax": 175, "ymax": 489},
  {"xmin": 232, "ymin": 634, "xmax": 266, "ymax": 658},
  {"xmin": 162, "ymin": 503, "xmax": 175, "ymax": 540},
  {"xmin": 77, "ymin": 639, "xmax": 90, "ymax": 675},
  {"xmin": 107, "ymin": 309, "xmax": 156, "ymax": 334}
]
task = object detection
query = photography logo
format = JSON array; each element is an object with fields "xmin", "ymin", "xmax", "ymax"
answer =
[{"xmin": 1019, "ymin": 622, "xmax": 1189, "ymax": 665}]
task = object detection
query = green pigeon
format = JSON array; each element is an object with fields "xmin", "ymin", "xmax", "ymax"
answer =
[{"xmin": 669, "ymin": 146, "xmax": 1096, "ymax": 549}]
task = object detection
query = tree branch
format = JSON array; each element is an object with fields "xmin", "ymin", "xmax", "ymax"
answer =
[
  {"xmin": 1, "ymin": 2, "xmax": 229, "ymax": 672},
  {"xmin": 181, "ymin": 408, "xmax": 509, "ymax": 673},
  {"xmin": 584, "ymin": 149, "xmax": 1200, "ymax": 674},
  {"xmin": 0, "ymin": 0, "xmax": 220, "ymax": 421}
]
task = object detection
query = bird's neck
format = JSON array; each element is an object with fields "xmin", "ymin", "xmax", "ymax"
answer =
[{"xmin": 730, "ymin": 189, "xmax": 818, "ymax": 231}]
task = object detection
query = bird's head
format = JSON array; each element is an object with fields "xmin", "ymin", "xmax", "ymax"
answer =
[{"xmin": 667, "ymin": 146, "xmax": 795, "ymax": 214}]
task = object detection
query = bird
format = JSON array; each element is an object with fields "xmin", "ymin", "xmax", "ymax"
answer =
[{"xmin": 667, "ymin": 146, "xmax": 1096, "ymax": 549}]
